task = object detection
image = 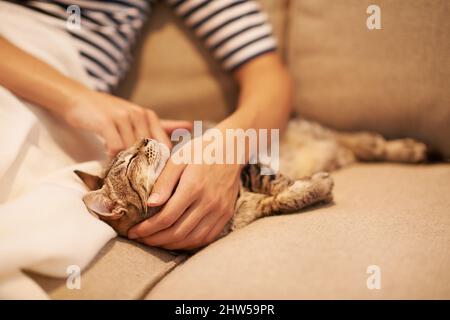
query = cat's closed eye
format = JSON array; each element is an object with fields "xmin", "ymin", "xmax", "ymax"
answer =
[{"xmin": 115, "ymin": 160, "xmax": 125, "ymax": 166}]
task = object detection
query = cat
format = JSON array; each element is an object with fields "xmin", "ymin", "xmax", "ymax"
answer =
[{"xmin": 74, "ymin": 119, "xmax": 427, "ymax": 239}]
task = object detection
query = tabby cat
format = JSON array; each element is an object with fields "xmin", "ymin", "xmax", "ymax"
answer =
[{"xmin": 75, "ymin": 119, "xmax": 427, "ymax": 239}]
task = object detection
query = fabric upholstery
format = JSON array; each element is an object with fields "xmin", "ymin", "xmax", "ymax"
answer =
[
  {"xmin": 30, "ymin": 238, "xmax": 186, "ymax": 299},
  {"xmin": 287, "ymin": 0, "xmax": 450, "ymax": 158},
  {"xmin": 31, "ymin": 164, "xmax": 450, "ymax": 299},
  {"xmin": 146, "ymin": 164, "xmax": 450, "ymax": 299}
]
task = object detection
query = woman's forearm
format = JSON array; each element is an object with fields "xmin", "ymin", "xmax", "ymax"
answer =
[
  {"xmin": 0, "ymin": 36, "xmax": 183, "ymax": 154},
  {"xmin": 215, "ymin": 53, "xmax": 293, "ymax": 163},
  {"xmin": 217, "ymin": 52, "xmax": 292, "ymax": 132},
  {"xmin": 0, "ymin": 36, "xmax": 89, "ymax": 117}
]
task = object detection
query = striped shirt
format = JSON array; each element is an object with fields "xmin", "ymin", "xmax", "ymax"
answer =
[{"xmin": 13, "ymin": 0, "xmax": 277, "ymax": 92}]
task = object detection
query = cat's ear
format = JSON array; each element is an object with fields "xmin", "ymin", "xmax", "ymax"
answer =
[
  {"xmin": 82, "ymin": 190, "xmax": 125, "ymax": 220},
  {"xmin": 74, "ymin": 170, "xmax": 104, "ymax": 190}
]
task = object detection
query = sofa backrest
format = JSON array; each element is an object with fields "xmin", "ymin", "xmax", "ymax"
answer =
[
  {"xmin": 118, "ymin": 0, "xmax": 450, "ymax": 158},
  {"xmin": 288, "ymin": 0, "xmax": 450, "ymax": 158},
  {"xmin": 117, "ymin": 0, "xmax": 287, "ymax": 122}
]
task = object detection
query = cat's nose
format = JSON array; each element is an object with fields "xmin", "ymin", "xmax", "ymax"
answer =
[{"xmin": 142, "ymin": 138, "xmax": 150, "ymax": 146}]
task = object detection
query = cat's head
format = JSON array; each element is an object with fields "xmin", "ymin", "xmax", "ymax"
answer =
[{"xmin": 75, "ymin": 138, "xmax": 170, "ymax": 237}]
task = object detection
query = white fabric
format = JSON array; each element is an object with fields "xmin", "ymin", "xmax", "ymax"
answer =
[{"xmin": 0, "ymin": 2, "xmax": 117, "ymax": 299}]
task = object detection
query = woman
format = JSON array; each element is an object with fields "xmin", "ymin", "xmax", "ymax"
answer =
[{"xmin": 0, "ymin": 0, "xmax": 293, "ymax": 250}]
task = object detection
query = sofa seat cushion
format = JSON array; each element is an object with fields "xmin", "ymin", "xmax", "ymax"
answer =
[
  {"xmin": 30, "ymin": 238, "xmax": 186, "ymax": 299},
  {"xmin": 145, "ymin": 163, "xmax": 450, "ymax": 299}
]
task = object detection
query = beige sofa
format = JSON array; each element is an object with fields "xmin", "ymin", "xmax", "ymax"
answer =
[{"xmin": 31, "ymin": 0, "xmax": 450, "ymax": 299}]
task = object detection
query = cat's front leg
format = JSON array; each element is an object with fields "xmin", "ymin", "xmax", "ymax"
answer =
[
  {"xmin": 229, "ymin": 190, "xmax": 269, "ymax": 232},
  {"xmin": 262, "ymin": 172, "xmax": 334, "ymax": 215},
  {"xmin": 230, "ymin": 172, "xmax": 334, "ymax": 231}
]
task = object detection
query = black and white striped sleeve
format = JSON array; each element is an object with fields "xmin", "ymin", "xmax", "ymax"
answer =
[{"xmin": 165, "ymin": 0, "xmax": 277, "ymax": 71}]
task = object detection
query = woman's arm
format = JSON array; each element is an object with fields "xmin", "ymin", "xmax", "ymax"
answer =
[
  {"xmin": 128, "ymin": 52, "xmax": 293, "ymax": 249},
  {"xmin": 0, "ymin": 36, "xmax": 188, "ymax": 154},
  {"xmin": 0, "ymin": 36, "xmax": 86, "ymax": 119},
  {"xmin": 218, "ymin": 52, "xmax": 293, "ymax": 142}
]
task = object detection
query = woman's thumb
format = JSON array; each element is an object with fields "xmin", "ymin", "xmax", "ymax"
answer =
[{"xmin": 147, "ymin": 160, "xmax": 184, "ymax": 207}]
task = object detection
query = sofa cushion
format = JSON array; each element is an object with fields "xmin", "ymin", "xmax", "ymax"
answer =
[
  {"xmin": 29, "ymin": 238, "xmax": 186, "ymax": 299},
  {"xmin": 288, "ymin": 0, "xmax": 450, "ymax": 158},
  {"xmin": 145, "ymin": 163, "xmax": 450, "ymax": 299}
]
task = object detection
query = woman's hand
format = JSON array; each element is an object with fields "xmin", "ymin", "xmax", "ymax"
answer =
[
  {"xmin": 63, "ymin": 90, "xmax": 190, "ymax": 156},
  {"xmin": 128, "ymin": 139, "xmax": 242, "ymax": 250},
  {"xmin": 127, "ymin": 53, "xmax": 292, "ymax": 250},
  {"xmin": 0, "ymin": 36, "xmax": 191, "ymax": 156}
]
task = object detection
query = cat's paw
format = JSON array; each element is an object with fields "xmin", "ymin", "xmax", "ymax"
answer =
[
  {"xmin": 385, "ymin": 138, "xmax": 427, "ymax": 163},
  {"xmin": 310, "ymin": 172, "xmax": 334, "ymax": 202},
  {"xmin": 288, "ymin": 172, "xmax": 334, "ymax": 205}
]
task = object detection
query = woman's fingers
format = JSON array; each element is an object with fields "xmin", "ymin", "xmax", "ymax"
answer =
[
  {"xmin": 148, "ymin": 159, "xmax": 185, "ymax": 207},
  {"xmin": 127, "ymin": 161, "xmax": 187, "ymax": 239},
  {"xmin": 105, "ymin": 102, "xmax": 192, "ymax": 152},
  {"xmin": 116, "ymin": 116, "xmax": 136, "ymax": 148},
  {"xmin": 130, "ymin": 108, "xmax": 150, "ymax": 141},
  {"xmin": 100, "ymin": 125, "xmax": 125, "ymax": 157},
  {"xmin": 160, "ymin": 119, "xmax": 193, "ymax": 134},
  {"xmin": 136, "ymin": 199, "xmax": 208, "ymax": 246},
  {"xmin": 146, "ymin": 110, "xmax": 172, "ymax": 148},
  {"xmin": 165, "ymin": 190, "xmax": 236, "ymax": 250},
  {"xmin": 203, "ymin": 212, "xmax": 231, "ymax": 244},
  {"xmin": 128, "ymin": 183, "xmax": 192, "ymax": 239},
  {"xmin": 162, "ymin": 210, "xmax": 226, "ymax": 250}
]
